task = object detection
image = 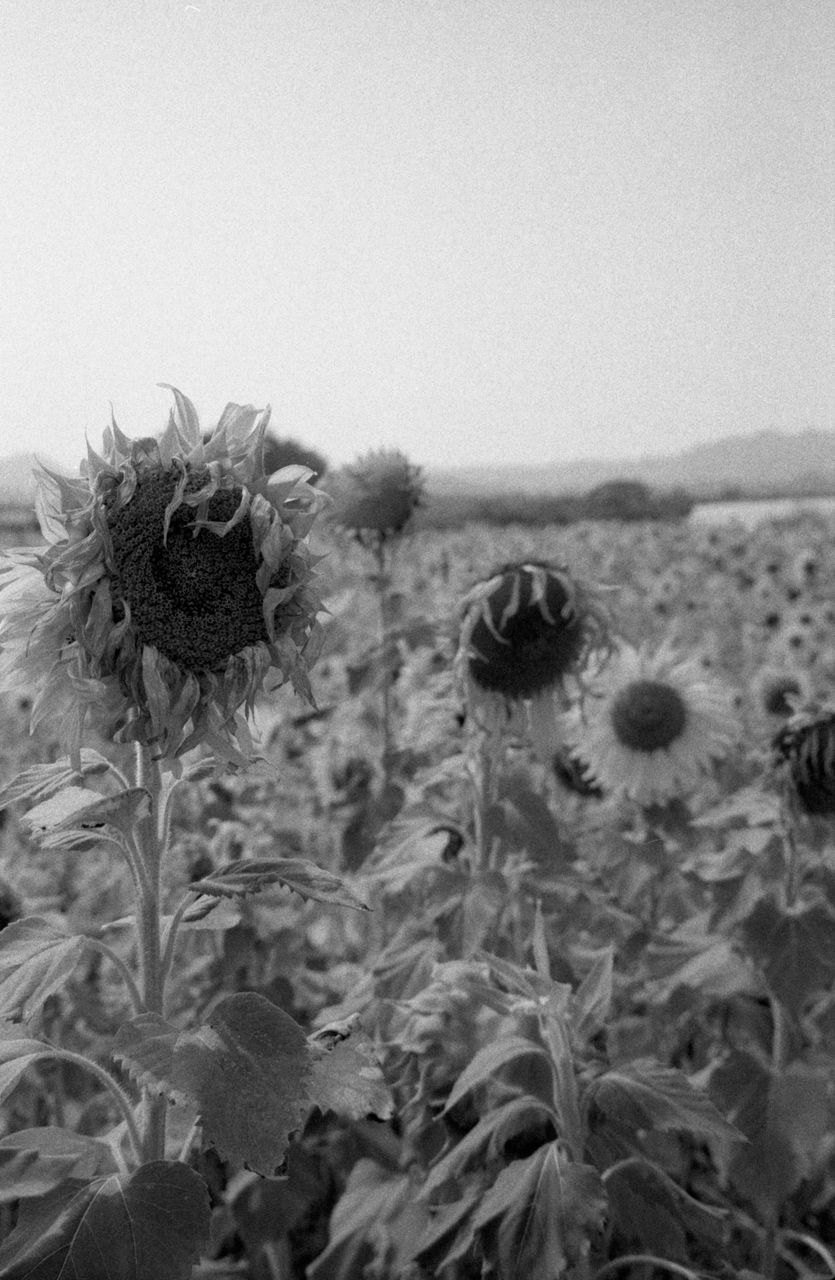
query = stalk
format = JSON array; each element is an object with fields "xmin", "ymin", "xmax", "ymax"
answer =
[
  {"xmin": 132, "ymin": 742, "xmax": 168, "ymax": 1162},
  {"xmin": 372, "ymin": 535, "xmax": 396, "ymax": 789}
]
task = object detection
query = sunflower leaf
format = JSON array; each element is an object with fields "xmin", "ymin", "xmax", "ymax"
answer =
[
  {"xmin": 188, "ymin": 857, "xmax": 369, "ymax": 911},
  {"xmin": 0, "ymin": 1161, "xmax": 210, "ymax": 1280},
  {"xmin": 0, "ymin": 752, "xmax": 111, "ymax": 813},
  {"xmin": 22, "ymin": 786, "xmax": 151, "ymax": 843},
  {"xmin": 307, "ymin": 1026, "xmax": 393, "ymax": 1121},
  {"xmin": 0, "ymin": 1128, "xmax": 118, "ymax": 1202},
  {"xmin": 112, "ymin": 1014, "xmax": 183, "ymax": 1099},
  {"xmin": 0, "ymin": 917, "xmax": 87, "ymax": 1022},
  {"xmin": 171, "ymin": 992, "xmax": 311, "ymax": 1175},
  {"xmin": 739, "ymin": 897, "xmax": 835, "ymax": 1012},
  {"xmin": 466, "ymin": 1143, "xmax": 606, "ymax": 1280},
  {"xmin": 443, "ymin": 1036, "xmax": 553, "ymax": 1115},
  {"xmin": 587, "ymin": 1059, "xmax": 743, "ymax": 1143}
]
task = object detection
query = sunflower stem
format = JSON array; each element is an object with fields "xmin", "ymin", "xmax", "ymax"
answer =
[
  {"xmin": 372, "ymin": 536, "xmax": 396, "ymax": 790},
  {"xmin": 132, "ymin": 742, "xmax": 168, "ymax": 1163}
]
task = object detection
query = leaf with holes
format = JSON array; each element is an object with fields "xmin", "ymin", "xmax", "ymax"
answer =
[
  {"xmin": 0, "ymin": 917, "xmax": 87, "ymax": 1022},
  {"xmin": 0, "ymin": 1160, "xmax": 210, "ymax": 1279},
  {"xmin": 172, "ymin": 992, "xmax": 311, "ymax": 1174},
  {"xmin": 307, "ymin": 1026, "xmax": 393, "ymax": 1120},
  {"xmin": 22, "ymin": 786, "xmax": 151, "ymax": 849},
  {"xmin": 189, "ymin": 857, "xmax": 369, "ymax": 911}
]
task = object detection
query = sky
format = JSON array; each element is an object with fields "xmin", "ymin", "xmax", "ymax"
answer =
[{"xmin": 0, "ymin": 0, "xmax": 832, "ymax": 474}]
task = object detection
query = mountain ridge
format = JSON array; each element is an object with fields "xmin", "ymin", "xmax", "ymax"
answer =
[{"xmin": 427, "ymin": 427, "xmax": 835, "ymax": 498}]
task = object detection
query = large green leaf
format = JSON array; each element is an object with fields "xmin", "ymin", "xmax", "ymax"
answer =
[
  {"xmin": 0, "ymin": 917, "xmax": 86, "ymax": 1022},
  {"xmin": 0, "ymin": 1160, "xmax": 210, "ymax": 1279},
  {"xmin": 461, "ymin": 1142, "xmax": 606, "ymax": 1280},
  {"xmin": 188, "ymin": 856, "xmax": 369, "ymax": 911},
  {"xmin": 307, "ymin": 1160, "xmax": 421, "ymax": 1280},
  {"xmin": 172, "ymin": 992, "xmax": 311, "ymax": 1174},
  {"xmin": 739, "ymin": 897, "xmax": 835, "ymax": 1012},
  {"xmin": 587, "ymin": 1059, "xmax": 741, "ymax": 1143},
  {"xmin": 0, "ymin": 1128, "xmax": 117, "ymax": 1202}
]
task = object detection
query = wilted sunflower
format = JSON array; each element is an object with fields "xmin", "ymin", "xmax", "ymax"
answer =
[
  {"xmin": 773, "ymin": 703, "xmax": 835, "ymax": 817},
  {"xmin": 327, "ymin": 449, "xmax": 424, "ymax": 541},
  {"xmin": 456, "ymin": 561, "xmax": 610, "ymax": 748},
  {"xmin": 0, "ymin": 388, "xmax": 325, "ymax": 764},
  {"xmin": 565, "ymin": 642, "xmax": 738, "ymax": 806}
]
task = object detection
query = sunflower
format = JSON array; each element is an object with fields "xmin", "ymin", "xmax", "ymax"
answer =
[
  {"xmin": 456, "ymin": 561, "xmax": 610, "ymax": 750},
  {"xmin": 773, "ymin": 703, "xmax": 835, "ymax": 817},
  {"xmin": 0, "ymin": 388, "xmax": 326, "ymax": 765},
  {"xmin": 327, "ymin": 449, "xmax": 424, "ymax": 542},
  {"xmin": 565, "ymin": 642, "xmax": 738, "ymax": 806},
  {"xmin": 755, "ymin": 667, "xmax": 806, "ymax": 719}
]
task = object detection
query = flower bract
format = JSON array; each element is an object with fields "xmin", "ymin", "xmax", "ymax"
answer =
[
  {"xmin": 0, "ymin": 388, "xmax": 326, "ymax": 765},
  {"xmin": 564, "ymin": 642, "xmax": 738, "ymax": 806}
]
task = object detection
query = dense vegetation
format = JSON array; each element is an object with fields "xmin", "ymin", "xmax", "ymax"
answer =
[{"xmin": 1, "ymin": 499, "xmax": 834, "ymax": 1279}]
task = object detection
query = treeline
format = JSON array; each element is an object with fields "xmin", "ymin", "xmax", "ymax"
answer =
[{"xmin": 413, "ymin": 479, "xmax": 695, "ymax": 529}]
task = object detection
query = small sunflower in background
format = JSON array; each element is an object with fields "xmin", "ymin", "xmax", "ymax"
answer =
[
  {"xmin": 327, "ymin": 448, "xmax": 424, "ymax": 544},
  {"xmin": 0, "ymin": 388, "xmax": 325, "ymax": 765},
  {"xmin": 773, "ymin": 702, "xmax": 835, "ymax": 817},
  {"xmin": 457, "ymin": 561, "xmax": 611, "ymax": 752},
  {"xmin": 755, "ymin": 666, "xmax": 807, "ymax": 719},
  {"xmin": 565, "ymin": 642, "xmax": 738, "ymax": 807}
]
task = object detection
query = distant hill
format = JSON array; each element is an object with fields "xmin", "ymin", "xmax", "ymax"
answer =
[{"xmin": 427, "ymin": 428, "xmax": 835, "ymax": 499}]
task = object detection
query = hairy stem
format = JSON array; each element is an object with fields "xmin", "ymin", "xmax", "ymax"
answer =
[
  {"xmin": 48, "ymin": 1048, "xmax": 144, "ymax": 1163},
  {"xmin": 132, "ymin": 743, "xmax": 168, "ymax": 1163},
  {"xmin": 84, "ymin": 937, "xmax": 144, "ymax": 1013}
]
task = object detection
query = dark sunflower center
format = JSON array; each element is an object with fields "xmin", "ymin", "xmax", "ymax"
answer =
[
  {"xmin": 610, "ymin": 679, "xmax": 687, "ymax": 752},
  {"xmin": 774, "ymin": 715, "xmax": 835, "ymax": 815},
  {"xmin": 105, "ymin": 466, "xmax": 272, "ymax": 671},
  {"xmin": 761, "ymin": 676, "xmax": 801, "ymax": 717},
  {"xmin": 468, "ymin": 569, "xmax": 585, "ymax": 699}
]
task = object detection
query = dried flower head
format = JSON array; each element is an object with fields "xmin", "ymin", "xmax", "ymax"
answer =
[
  {"xmin": 456, "ymin": 562, "xmax": 611, "ymax": 752},
  {"xmin": 327, "ymin": 449, "xmax": 424, "ymax": 540},
  {"xmin": 0, "ymin": 388, "xmax": 326, "ymax": 765},
  {"xmin": 773, "ymin": 704, "xmax": 835, "ymax": 817},
  {"xmin": 564, "ymin": 642, "xmax": 738, "ymax": 806}
]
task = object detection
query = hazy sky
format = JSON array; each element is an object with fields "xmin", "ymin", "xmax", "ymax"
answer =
[{"xmin": 1, "ymin": 0, "xmax": 832, "ymax": 473}]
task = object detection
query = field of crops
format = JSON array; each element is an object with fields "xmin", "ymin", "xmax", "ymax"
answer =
[{"xmin": 0, "ymin": 425, "xmax": 834, "ymax": 1280}]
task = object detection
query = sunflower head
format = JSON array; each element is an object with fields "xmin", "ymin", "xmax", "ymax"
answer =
[
  {"xmin": 564, "ymin": 642, "xmax": 738, "ymax": 807},
  {"xmin": 0, "ymin": 388, "xmax": 326, "ymax": 765},
  {"xmin": 773, "ymin": 704, "xmax": 835, "ymax": 817},
  {"xmin": 327, "ymin": 449, "xmax": 424, "ymax": 541},
  {"xmin": 460, "ymin": 562, "xmax": 609, "ymax": 703},
  {"xmin": 756, "ymin": 667, "xmax": 805, "ymax": 719}
]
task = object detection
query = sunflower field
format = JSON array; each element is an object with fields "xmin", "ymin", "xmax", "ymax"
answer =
[{"xmin": 0, "ymin": 394, "xmax": 833, "ymax": 1280}]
